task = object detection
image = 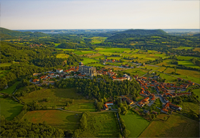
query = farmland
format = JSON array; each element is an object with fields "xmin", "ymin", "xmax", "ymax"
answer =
[
  {"xmin": 56, "ymin": 54, "xmax": 69, "ymax": 59},
  {"xmin": 0, "ymin": 63, "xmax": 12, "ymax": 67},
  {"xmin": 0, "ymin": 81, "xmax": 20, "ymax": 94},
  {"xmin": 90, "ymin": 37, "xmax": 107, "ymax": 44},
  {"xmin": 139, "ymin": 113, "xmax": 199, "ymax": 137},
  {"xmin": 121, "ymin": 110, "xmax": 150, "ymax": 137},
  {"xmin": 22, "ymin": 110, "xmax": 82, "ymax": 130},
  {"xmin": 173, "ymin": 46, "xmax": 193, "ymax": 50},
  {"xmin": 78, "ymin": 112, "xmax": 119, "ymax": 137},
  {"xmin": 0, "ymin": 96, "xmax": 23, "ymax": 120},
  {"xmin": 192, "ymin": 89, "xmax": 200, "ymax": 100},
  {"xmin": 18, "ymin": 88, "xmax": 96, "ymax": 112}
]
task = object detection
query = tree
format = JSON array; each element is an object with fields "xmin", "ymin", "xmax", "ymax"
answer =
[
  {"xmin": 123, "ymin": 129, "xmax": 130, "ymax": 137},
  {"xmin": 97, "ymin": 102, "xmax": 103, "ymax": 111},
  {"xmin": 118, "ymin": 107, "xmax": 121, "ymax": 114},
  {"xmin": 80, "ymin": 113, "xmax": 87, "ymax": 130}
]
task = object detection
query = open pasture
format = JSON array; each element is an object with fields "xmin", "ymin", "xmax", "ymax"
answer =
[
  {"xmin": 173, "ymin": 46, "xmax": 193, "ymax": 50},
  {"xmin": 90, "ymin": 37, "xmax": 107, "ymax": 44},
  {"xmin": 192, "ymin": 89, "xmax": 200, "ymax": 100},
  {"xmin": 178, "ymin": 61, "xmax": 200, "ymax": 69},
  {"xmin": 56, "ymin": 54, "xmax": 69, "ymax": 59},
  {"xmin": 164, "ymin": 67, "xmax": 175, "ymax": 74},
  {"xmin": 82, "ymin": 57, "xmax": 99, "ymax": 65},
  {"xmin": 193, "ymin": 47, "xmax": 200, "ymax": 52},
  {"xmin": 96, "ymin": 48, "xmax": 131, "ymax": 53},
  {"xmin": 18, "ymin": 88, "xmax": 96, "ymax": 112},
  {"xmin": 0, "ymin": 63, "xmax": 12, "ymax": 67},
  {"xmin": 0, "ymin": 81, "xmax": 20, "ymax": 94},
  {"xmin": 79, "ymin": 112, "xmax": 119, "ymax": 137},
  {"xmin": 121, "ymin": 110, "xmax": 150, "ymax": 137},
  {"xmin": 22, "ymin": 110, "xmax": 81, "ymax": 130},
  {"xmin": 74, "ymin": 50, "xmax": 96, "ymax": 55},
  {"xmin": 125, "ymin": 68, "xmax": 148, "ymax": 77},
  {"xmin": 0, "ymin": 96, "xmax": 23, "ymax": 120},
  {"xmin": 139, "ymin": 113, "xmax": 199, "ymax": 137},
  {"xmin": 157, "ymin": 59, "xmax": 176, "ymax": 67}
]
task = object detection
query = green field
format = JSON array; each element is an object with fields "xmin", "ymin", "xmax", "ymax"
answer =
[
  {"xmin": 0, "ymin": 81, "xmax": 20, "ymax": 94},
  {"xmin": 125, "ymin": 68, "xmax": 148, "ymax": 77},
  {"xmin": 79, "ymin": 112, "xmax": 119, "ymax": 137},
  {"xmin": 178, "ymin": 61, "xmax": 200, "ymax": 69},
  {"xmin": 22, "ymin": 110, "xmax": 81, "ymax": 130},
  {"xmin": 177, "ymin": 56, "xmax": 200, "ymax": 60},
  {"xmin": 56, "ymin": 54, "xmax": 69, "ymax": 59},
  {"xmin": 192, "ymin": 89, "xmax": 200, "ymax": 100},
  {"xmin": 18, "ymin": 88, "xmax": 96, "ymax": 112},
  {"xmin": 121, "ymin": 110, "xmax": 150, "ymax": 137},
  {"xmin": 74, "ymin": 50, "xmax": 96, "ymax": 55},
  {"xmin": 173, "ymin": 46, "xmax": 193, "ymax": 50},
  {"xmin": 82, "ymin": 57, "xmax": 99, "ymax": 65},
  {"xmin": 139, "ymin": 113, "xmax": 199, "ymax": 137},
  {"xmin": 90, "ymin": 37, "xmax": 107, "ymax": 44},
  {"xmin": 0, "ymin": 96, "xmax": 23, "ymax": 120},
  {"xmin": 179, "ymin": 102, "xmax": 199, "ymax": 115},
  {"xmin": 0, "ymin": 63, "xmax": 12, "ymax": 67}
]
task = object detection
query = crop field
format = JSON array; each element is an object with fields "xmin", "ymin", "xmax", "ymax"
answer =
[
  {"xmin": 157, "ymin": 59, "xmax": 176, "ymax": 67},
  {"xmin": 192, "ymin": 89, "xmax": 200, "ymax": 100},
  {"xmin": 174, "ymin": 69, "xmax": 200, "ymax": 84},
  {"xmin": 178, "ymin": 61, "xmax": 200, "ymax": 69},
  {"xmin": 158, "ymin": 73, "xmax": 176, "ymax": 82},
  {"xmin": 107, "ymin": 57, "xmax": 122, "ymax": 60},
  {"xmin": 96, "ymin": 48, "xmax": 131, "ymax": 53},
  {"xmin": 79, "ymin": 112, "xmax": 119, "ymax": 137},
  {"xmin": 121, "ymin": 110, "xmax": 150, "ymax": 137},
  {"xmin": 18, "ymin": 88, "xmax": 96, "ymax": 112},
  {"xmin": 90, "ymin": 37, "xmax": 107, "ymax": 44},
  {"xmin": 179, "ymin": 102, "xmax": 199, "ymax": 115},
  {"xmin": 55, "ymin": 48, "xmax": 75, "ymax": 51},
  {"xmin": 177, "ymin": 56, "xmax": 200, "ymax": 60},
  {"xmin": 173, "ymin": 46, "xmax": 193, "ymax": 50},
  {"xmin": 82, "ymin": 57, "xmax": 99, "ymax": 65},
  {"xmin": 22, "ymin": 110, "xmax": 82, "ymax": 130},
  {"xmin": 164, "ymin": 67, "xmax": 175, "ymax": 74},
  {"xmin": 0, "ymin": 63, "xmax": 12, "ymax": 67},
  {"xmin": 157, "ymin": 66, "xmax": 167, "ymax": 72},
  {"xmin": 139, "ymin": 113, "xmax": 199, "ymax": 137},
  {"xmin": 125, "ymin": 68, "xmax": 148, "ymax": 77},
  {"xmin": 0, "ymin": 96, "xmax": 23, "ymax": 120},
  {"xmin": 0, "ymin": 81, "xmax": 20, "ymax": 94},
  {"xmin": 74, "ymin": 50, "xmax": 96, "ymax": 55},
  {"xmin": 56, "ymin": 54, "xmax": 69, "ymax": 59},
  {"xmin": 193, "ymin": 47, "xmax": 200, "ymax": 52}
]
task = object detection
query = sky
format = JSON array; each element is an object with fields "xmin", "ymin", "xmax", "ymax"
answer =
[{"xmin": 1, "ymin": 0, "xmax": 199, "ymax": 30}]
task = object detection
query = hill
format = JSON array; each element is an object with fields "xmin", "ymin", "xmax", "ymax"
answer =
[
  {"xmin": 106, "ymin": 29, "xmax": 167, "ymax": 42},
  {"xmin": 0, "ymin": 27, "xmax": 48, "ymax": 40}
]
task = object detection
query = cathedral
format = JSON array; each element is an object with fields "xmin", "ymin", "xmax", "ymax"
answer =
[{"xmin": 79, "ymin": 62, "xmax": 97, "ymax": 77}]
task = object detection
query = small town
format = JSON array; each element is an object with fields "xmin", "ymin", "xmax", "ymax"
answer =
[{"xmin": 31, "ymin": 62, "xmax": 194, "ymax": 115}]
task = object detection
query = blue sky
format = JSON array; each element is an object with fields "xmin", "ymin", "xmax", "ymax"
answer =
[{"xmin": 1, "ymin": 0, "xmax": 199, "ymax": 30}]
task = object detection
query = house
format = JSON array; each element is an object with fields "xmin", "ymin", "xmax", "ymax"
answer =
[
  {"xmin": 33, "ymin": 79, "xmax": 39, "ymax": 83},
  {"xmin": 104, "ymin": 104, "xmax": 109, "ymax": 110},
  {"xmin": 169, "ymin": 103, "xmax": 182, "ymax": 111},
  {"xmin": 105, "ymin": 102, "xmax": 113, "ymax": 106},
  {"xmin": 56, "ymin": 68, "xmax": 63, "ymax": 73}
]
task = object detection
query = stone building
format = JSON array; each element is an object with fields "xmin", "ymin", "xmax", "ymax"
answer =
[{"xmin": 79, "ymin": 62, "xmax": 97, "ymax": 77}]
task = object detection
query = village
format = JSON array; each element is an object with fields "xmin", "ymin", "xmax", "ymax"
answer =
[{"xmin": 31, "ymin": 62, "xmax": 194, "ymax": 115}]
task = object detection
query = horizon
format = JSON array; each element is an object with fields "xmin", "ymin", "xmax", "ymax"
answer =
[{"xmin": 1, "ymin": 0, "xmax": 199, "ymax": 30}]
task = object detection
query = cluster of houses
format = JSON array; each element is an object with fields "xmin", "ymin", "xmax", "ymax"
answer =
[
  {"xmin": 134, "ymin": 75, "xmax": 194, "ymax": 114},
  {"xmin": 29, "ymin": 44, "xmax": 42, "ymax": 48},
  {"xmin": 32, "ymin": 63, "xmax": 132, "ymax": 84}
]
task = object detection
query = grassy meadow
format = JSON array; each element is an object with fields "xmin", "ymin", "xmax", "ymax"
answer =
[
  {"xmin": 139, "ymin": 113, "xmax": 199, "ymax": 137},
  {"xmin": 79, "ymin": 112, "xmax": 119, "ymax": 137},
  {"xmin": 0, "ymin": 81, "xmax": 20, "ymax": 94},
  {"xmin": 18, "ymin": 88, "xmax": 96, "ymax": 112},
  {"xmin": 0, "ymin": 96, "xmax": 23, "ymax": 120},
  {"xmin": 121, "ymin": 110, "xmax": 150, "ymax": 137},
  {"xmin": 56, "ymin": 54, "xmax": 69, "ymax": 59},
  {"xmin": 22, "ymin": 110, "xmax": 82, "ymax": 130}
]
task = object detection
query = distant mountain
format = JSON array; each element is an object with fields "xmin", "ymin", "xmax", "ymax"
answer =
[
  {"xmin": 0, "ymin": 27, "xmax": 49, "ymax": 40},
  {"xmin": 115, "ymin": 29, "xmax": 167, "ymax": 35},
  {"xmin": 106, "ymin": 29, "xmax": 167, "ymax": 42}
]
